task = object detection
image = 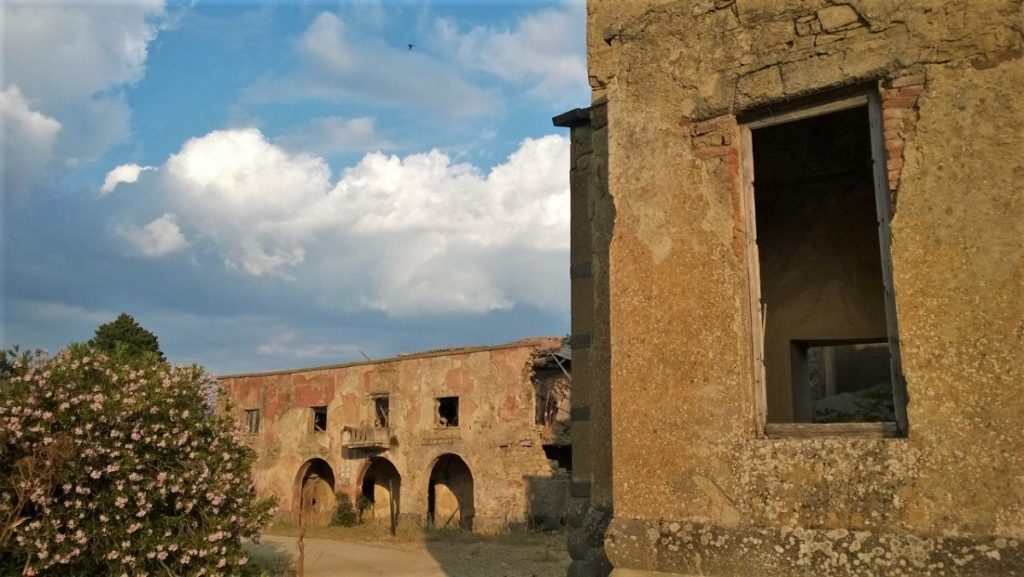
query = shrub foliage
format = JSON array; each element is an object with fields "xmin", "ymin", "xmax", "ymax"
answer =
[
  {"xmin": 330, "ymin": 496, "xmax": 358, "ymax": 527},
  {"xmin": 0, "ymin": 346, "xmax": 275, "ymax": 576}
]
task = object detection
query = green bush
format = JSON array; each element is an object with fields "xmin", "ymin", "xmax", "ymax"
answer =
[
  {"xmin": 330, "ymin": 496, "xmax": 358, "ymax": 527},
  {"xmin": 0, "ymin": 345, "xmax": 276, "ymax": 575}
]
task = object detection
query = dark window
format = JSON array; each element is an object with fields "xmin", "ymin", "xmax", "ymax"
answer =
[
  {"xmin": 244, "ymin": 409, "xmax": 260, "ymax": 434},
  {"xmin": 744, "ymin": 94, "xmax": 906, "ymax": 432},
  {"xmin": 436, "ymin": 396, "xmax": 459, "ymax": 427},
  {"xmin": 542, "ymin": 444, "xmax": 572, "ymax": 471},
  {"xmin": 312, "ymin": 406, "xmax": 328, "ymax": 432},
  {"xmin": 373, "ymin": 395, "xmax": 390, "ymax": 428}
]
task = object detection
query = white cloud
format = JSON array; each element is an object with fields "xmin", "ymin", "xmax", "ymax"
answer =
[
  {"xmin": 161, "ymin": 128, "xmax": 331, "ymax": 276},
  {"xmin": 1, "ymin": 1, "xmax": 165, "ymax": 167},
  {"xmin": 435, "ymin": 5, "xmax": 588, "ymax": 104},
  {"xmin": 275, "ymin": 116, "xmax": 390, "ymax": 156},
  {"xmin": 101, "ymin": 163, "xmax": 156, "ymax": 194},
  {"xmin": 2, "ymin": 1, "xmax": 163, "ymax": 100},
  {"xmin": 0, "ymin": 85, "xmax": 61, "ymax": 197},
  {"xmin": 257, "ymin": 331, "xmax": 362, "ymax": 360},
  {"xmin": 245, "ymin": 12, "xmax": 497, "ymax": 118},
  {"xmin": 116, "ymin": 128, "xmax": 569, "ymax": 316},
  {"xmin": 117, "ymin": 213, "xmax": 188, "ymax": 257}
]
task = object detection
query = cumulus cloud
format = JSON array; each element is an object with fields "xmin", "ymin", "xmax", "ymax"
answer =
[
  {"xmin": 245, "ymin": 12, "xmax": 497, "ymax": 117},
  {"xmin": 117, "ymin": 213, "xmax": 188, "ymax": 257},
  {"xmin": 275, "ymin": 116, "xmax": 391, "ymax": 156},
  {"xmin": 102, "ymin": 163, "xmax": 156, "ymax": 194},
  {"xmin": 116, "ymin": 128, "xmax": 569, "ymax": 316},
  {"xmin": 435, "ymin": 4, "xmax": 588, "ymax": 104},
  {"xmin": 1, "ymin": 1, "xmax": 165, "ymax": 167},
  {"xmin": 1, "ymin": 86, "xmax": 61, "ymax": 197},
  {"xmin": 162, "ymin": 128, "xmax": 332, "ymax": 276}
]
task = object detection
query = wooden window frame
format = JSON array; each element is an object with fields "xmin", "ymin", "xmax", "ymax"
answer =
[
  {"xmin": 311, "ymin": 405, "xmax": 328, "ymax": 433},
  {"xmin": 244, "ymin": 408, "xmax": 261, "ymax": 435},
  {"xmin": 739, "ymin": 91, "xmax": 908, "ymax": 439}
]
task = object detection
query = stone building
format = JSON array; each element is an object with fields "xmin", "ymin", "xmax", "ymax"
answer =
[
  {"xmin": 558, "ymin": 2, "xmax": 1022, "ymax": 576},
  {"xmin": 220, "ymin": 338, "xmax": 572, "ymax": 532}
]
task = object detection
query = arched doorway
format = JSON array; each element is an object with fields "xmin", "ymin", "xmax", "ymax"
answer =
[
  {"xmin": 295, "ymin": 458, "xmax": 336, "ymax": 527},
  {"xmin": 427, "ymin": 453, "xmax": 474, "ymax": 530},
  {"xmin": 359, "ymin": 457, "xmax": 401, "ymax": 526}
]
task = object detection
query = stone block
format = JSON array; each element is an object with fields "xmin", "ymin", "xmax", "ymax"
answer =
[
  {"xmin": 736, "ymin": 65, "xmax": 784, "ymax": 106},
  {"xmin": 817, "ymin": 5, "xmax": 860, "ymax": 32}
]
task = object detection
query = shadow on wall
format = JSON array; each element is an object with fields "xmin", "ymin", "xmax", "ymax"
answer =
[
  {"xmin": 427, "ymin": 453, "xmax": 475, "ymax": 531},
  {"xmin": 526, "ymin": 472, "xmax": 571, "ymax": 532},
  {"xmin": 359, "ymin": 456, "xmax": 402, "ymax": 531}
]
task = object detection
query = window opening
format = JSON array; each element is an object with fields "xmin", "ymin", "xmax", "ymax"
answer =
[
  {"xmin": 312, "ymin": 405, "xmax": 328, "ymax": 432},
  {"xmin": 436, "ymin": 396, "xmax": 459, "ymax": 428},
  {"xmin": 542, "ymin": 444, "xmax": 572, "ymax": 471},
  {"xmin": 244, "ymin": 409, "xmax": 261, "ymax": 434},
  {"xmin": 373, "ymin": 395, "xmax": 390, "ymax": 428},
  {"xmin": 742, "ymin": 93, "xmax": 906, "ymax": 433}
]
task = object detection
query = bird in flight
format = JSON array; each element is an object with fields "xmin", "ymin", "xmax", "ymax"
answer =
[{"xmin": 408, "ymin": 44, "xmax": 415, "ymax": 51}]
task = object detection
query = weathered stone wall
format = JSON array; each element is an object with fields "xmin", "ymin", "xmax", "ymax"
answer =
[
  {"xmin": 584, "ymin": 1, "xmax": 1023, "ymax": 575},
  {"xmin": 561, "ymin": 101, "xmax": 616, "ymax": 577},
  {"xmin": 221, "ymin": 338, "xmax": 569, "ymax": 533}
]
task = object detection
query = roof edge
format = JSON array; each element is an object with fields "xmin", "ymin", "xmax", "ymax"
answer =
[{"xmin": 218, "ymin": 337, "xmax": 564, "ymax": 380}]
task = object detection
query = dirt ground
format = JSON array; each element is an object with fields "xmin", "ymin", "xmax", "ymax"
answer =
[{"xmin": 247, "ymin": 528, "xmax": 570, "ymax": 577}]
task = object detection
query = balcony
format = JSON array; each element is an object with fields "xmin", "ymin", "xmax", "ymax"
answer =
[{"xmin": 341, "ymin": 426, "xmax": 392, "ymax": 450}]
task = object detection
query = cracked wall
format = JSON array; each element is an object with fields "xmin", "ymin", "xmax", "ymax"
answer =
[
  {"xmin": 220, "ymin": 338, "xmax": 570, "ymax": 532},
  {"xmin": 582, "ymin": 0, "xmax": 1024, "ymax": 575}
]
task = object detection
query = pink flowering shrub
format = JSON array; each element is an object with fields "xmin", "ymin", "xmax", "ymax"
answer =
[{"xmin": 0, "ymin": 345, "xmax": 276, "ymax": 576}]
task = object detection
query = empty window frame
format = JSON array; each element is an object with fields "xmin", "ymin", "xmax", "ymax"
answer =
[
  {"xmin": 244, "ymin": 409, "xmax": 261, "ymax": 434},
  {"xmin": 740, "ymin": 91, "xmax": 907, "ymax": 436},
  {"xmin": 436, "ymin": 396, "xmax": 459, "ymax": 428},
  {"xmin": 311, "ymin": 405, "xmax": 328, "ymax": 432},
  {"xmin": 373, "ymin": 394, "xmax": 390, "ymax": 428}
]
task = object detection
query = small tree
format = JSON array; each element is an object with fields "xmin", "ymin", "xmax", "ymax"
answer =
[
  {"xmin": 90, "ymin": 313, "xmax": 166, "ymax": 363},
  {"xmin": 0, "ymin": 345, "xmax": 275, "ymax": 575}
]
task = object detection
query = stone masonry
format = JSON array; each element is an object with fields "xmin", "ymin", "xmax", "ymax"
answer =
[
  {"xmin": 220, "ymin": 338, "xmax": 571, "ymax": 533},
  {"xmin": 559, "ymin": 1, "xmax": 1024, "ymax": 576}
]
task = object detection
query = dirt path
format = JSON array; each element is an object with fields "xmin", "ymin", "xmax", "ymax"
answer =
[{"xmin": 247, "ymin": 533, "xmax": 569, "ymax": 577}]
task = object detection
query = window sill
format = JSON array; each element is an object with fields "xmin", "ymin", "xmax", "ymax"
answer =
[{"xmin": 764, "ymin": 422, "xmax": 900, "ymax": 439}]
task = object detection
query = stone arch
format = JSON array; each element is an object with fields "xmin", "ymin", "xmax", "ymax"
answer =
[
  {"xmin": 294, "ymin": 458, "xmax": 336, "ymax": 527},
  {"xmin": 357, "ymin": 457, "xmax": 402, "ymax": 525},
  {"xmin": 427, "ymin": 453, "xmax": 475, "ymax": 530}
]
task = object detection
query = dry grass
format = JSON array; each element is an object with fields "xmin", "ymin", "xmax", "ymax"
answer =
[
  {"xmin": 259, "ymin": 519, "xmax": 570, "ymax": 577},
  {"xmin": 263, "ymin": 517, "xmax": 566, "ymax": 549}
]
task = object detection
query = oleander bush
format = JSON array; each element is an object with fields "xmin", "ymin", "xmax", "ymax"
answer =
[{"xmin": 0, "ymin": 345, "xmax": 276, "ymax": 576}]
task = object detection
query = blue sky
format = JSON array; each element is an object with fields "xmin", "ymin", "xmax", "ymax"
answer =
[{"xmin": 1, "ymin": 0, "xmax": 587, "ymax": 374}]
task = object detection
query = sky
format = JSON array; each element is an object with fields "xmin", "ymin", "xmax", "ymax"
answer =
[{"xmin": 0, "ymin": 0, "xmax": 588, "ymax": 375}]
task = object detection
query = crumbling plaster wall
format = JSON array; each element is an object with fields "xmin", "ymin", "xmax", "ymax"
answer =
[
  {"xmin": 585, "ymin": 1, "xmax": 1023, "ymax": 575},
  {"xmin": 222, "ymin": 339, "xmax": 568, "ymax": 532}
]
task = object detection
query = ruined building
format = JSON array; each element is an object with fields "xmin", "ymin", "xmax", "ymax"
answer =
[
  {"xmin": 220, "ymin": 338, "xmax": 571, "ymax": 532},
  {"xmin": 558, "ymin": 1, "xmax": 1023, "ymax": 576}
]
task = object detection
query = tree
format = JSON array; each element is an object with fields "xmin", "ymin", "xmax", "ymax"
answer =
[
  {"xmin": 89, "ymin": 313, "xmax": 166, "ymax": 363},
  {"xmin": 0, "ymin": 346, "xmax": 276, "ymax": 575}
]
